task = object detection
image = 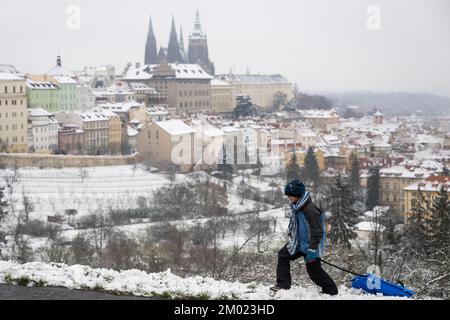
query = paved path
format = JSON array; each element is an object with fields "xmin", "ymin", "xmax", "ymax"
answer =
[{"xmin": 0, "ymin": 284, "xmax": 154, "ymax": 300}]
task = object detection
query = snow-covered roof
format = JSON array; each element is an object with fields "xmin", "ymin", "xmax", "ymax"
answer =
[
  {"xmin": 90, "ymin": 108, "xmax": 120, "ymax": 119},
  {"xmin": 26, "ymin": 79, "xmax": 59, "ymax": 89},
  {"xmin": 373, "ymin": 111, "xmax": 384, "ymax": 116},
  {"xmin": 147, "ymin": 106, "xmax": 168, "ymax": 115},
  {"xmin": 156, "ymin": 119, "xmax": 194, "ymax": 135},
  {"xmin": 28, "ymin": 108, "xmax": 55, "ymax": 117},
  {"xmin": 0, "ymin": 72, "xmax": 24, "ymax": 81},
  {"xmin": 48, "ymin": 65, "xmax": 75, "ymax": 78},
  {"xmin": 380, "ymin": 165, "xmax": 431, "ymax": 179},
  {"xmin": 202, "ymin": 127, "xmax": 223, "ymax": 137},
  {"xmin": 415, "ymin": 134, "xmax": 443, "ymax": 145},
  {"xmin": 127, "ymin": 126, "xmax": 139, "ymax": 137},
  {"xmin": 322, "ymin": 134, "xmax": 342, "ymax": 145},
  {"xmin": 52, "ymin": 76, "xmax": 78, "ymax": 84},
  {"xmin": 97, "ymin": 101, "xmax": 144, "ymax": 113},
  {"xmin": 300, "ymin": 109, "xmax": 339, "ymax": 119},
  {"xmin": 211, "ymin": 79, "xmax": 231, "ymax": 86},
  {"xmin": 356, "ymin": 221, "xmax": 385, "ymax": 232},
  {"xmin": 76, "ymin": 111, "xmax": 109, "ymax": 122},
  {"xmin": 404, "ymin": 175, "xmax": 450, "ymax": 192},
  {"xmin": 123, "ymin": 63, "xmax": 213, "ymax": 80},
  {"xmin": 217, "ymin": 74, "xmax": 290, "ymax": 85}
]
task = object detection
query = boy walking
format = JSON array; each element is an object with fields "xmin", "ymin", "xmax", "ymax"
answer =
[{"xmin": 271, "ymin": 179, "xmax": 338, "ymax": 295}]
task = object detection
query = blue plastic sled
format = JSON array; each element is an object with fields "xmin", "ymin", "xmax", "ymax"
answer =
[{"xmin": 351, "ymin": 274, "xmax": 415, "ymax": 298}]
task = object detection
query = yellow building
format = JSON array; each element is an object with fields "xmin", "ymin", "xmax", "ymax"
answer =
[
  {"xmin": 137, "ymin": 119, "xmax": 195, "ymax": 172},
  {"xmin": 210, "ymin": 79, "xmax": 233, "ymax": 113},
  {"xmin": 403, "ymin": 175, "xmax": 450, "ymax": 223},
  {"xmin": 217, "ymin": 74, "xmax": 293, "ymax": 110},
  {"xmin": 377, "ymin": 165, "xmax": 431, "ymax": 218},
  {"xmin": 93, "ymin": 109, "xmax": 122, "ymax": 155},
  {"xmin": 0, "ymin": 72, "xmax": 28, "ymax": 153},
  {"xmin": 285, "ymin": 148, "xmax": 325, "ymax": 171}
]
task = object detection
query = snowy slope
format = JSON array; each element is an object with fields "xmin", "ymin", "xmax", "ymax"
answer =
[{"xmin": 0, "ymin": 261, "xmax": 409, "ymax": 300}]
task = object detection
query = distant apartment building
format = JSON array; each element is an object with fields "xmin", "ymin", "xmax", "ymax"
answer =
[
  {"xmin": 300, "ymin": 109, "xmax": 341, "ymax": 133},
  {"xmin": 146, "ymin": 105, "xmax": 169, "ymax": 122},
  {"xmin": 122, "ymin": 62, "xmax": 213, "ymax": 115},
  {"xmin": 26, "ymin": 79, "xmax": 60, "ymax": 111},
  {"xmin": 27, "ymin": 108, "xmax": 59, "ymax": 154},
  {"xmin": 403, "ymin": 175, "xmax": 450, "ymax": 223},
  {"xmin": 128, "ymin": 82, "xmax": 167, "ymax": 106},
  {"xmin": 56, "ymin": 111, "xmax": 109, "ymax": 155},
  {"xmin": 91, "ymin": 108, "xmax": 123, "ymax": 155},
  {"xmin": 77, "ymin": 82, "xmax": 95, "ymax": 111},
  {"xmin": 137, "ymin": 119, "xmax": 195, "ymax": 172},
  {"xmin": 377, "ymin": 165, "xmax": 433, "ymax": 218},
  {"xmin": 217, "ymin": 73, "xmax": 293, "ymax": 110},
  {"xmin": 0, "ymin": 71, "xmax": 28, "ymax": 153},
  {"xmin": 96, "ymin": 101, "xmax": 149, "ymax": 124},
  {"xmin": 58, "ymin": 124, "xmax": 85, "ymax": 155},
  {"xmin": 27, "ymin": 74, "xmax": 79, "ymax": 112}
]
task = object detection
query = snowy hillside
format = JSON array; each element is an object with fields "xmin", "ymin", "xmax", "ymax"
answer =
[
  {"xmin": 0, "ymin": 165, "xmax": 266, "ymax": 222},
  {"xmin": 0, "ymin": 261, "xmax": 409, "ymax": 300}
]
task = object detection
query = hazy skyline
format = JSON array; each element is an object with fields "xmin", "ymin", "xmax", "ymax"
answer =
[{"xmin": 1, "ymin": 0, "xmax": 449, "ymax": 97}]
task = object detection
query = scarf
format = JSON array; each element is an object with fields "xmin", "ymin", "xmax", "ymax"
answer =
[{"xmin": 286, "ymin": 191, "xmax": 310, "ymax": 256}]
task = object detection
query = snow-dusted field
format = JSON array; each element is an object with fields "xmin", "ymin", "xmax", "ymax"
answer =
[
  {"xmin": 0, "ymin": 260, "xmax": 410, "ymax": 300},
  {"xmin": 0, "ymin": 165, "xmax": 268, "ymax": 222}
]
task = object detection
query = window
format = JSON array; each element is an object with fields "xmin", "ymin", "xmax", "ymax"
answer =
[
  {"xmin": 13, "ymin": 86, "xmax": 16, "ymax": 94},
  {"xmin": 4, "ymin": 86, "xmax": 7, "ymax": 94}
]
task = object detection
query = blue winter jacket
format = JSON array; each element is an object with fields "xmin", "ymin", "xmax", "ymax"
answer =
[{"xmin": 288, "ymin": 195, "xmax": 326, "ymax": 257}]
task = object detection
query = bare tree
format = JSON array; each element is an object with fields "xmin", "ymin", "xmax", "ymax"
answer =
[{"xmin": 21, "ymin": 190, "xmax": 34, "ymax": 223}]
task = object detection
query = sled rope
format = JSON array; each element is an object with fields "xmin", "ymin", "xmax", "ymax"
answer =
[{"xmin": 319, "ymin": 258, "xmax": 367, "ymax": 277}]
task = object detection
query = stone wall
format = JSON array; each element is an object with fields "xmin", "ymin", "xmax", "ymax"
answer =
[{"xmin": 0, "ymin": 153, "xmax": 143, "ymax": 169}]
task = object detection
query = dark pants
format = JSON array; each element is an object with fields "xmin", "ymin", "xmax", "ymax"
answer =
[{"xmin": 277, "ymin": 244, "xmax": 338, "ymax": 295}]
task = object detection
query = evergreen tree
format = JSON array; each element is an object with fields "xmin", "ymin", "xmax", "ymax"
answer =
[
  {"xmin": 428, "ymin": 186, "xmax": 450, "ymax": 250},
  {"xmin": 234, "ymin": 95, "xmax": 256, "ymax": 118},
  {"xmin": 327, "ymin": 175, "xmax": 360, "ymax": 248},
  {"xmin": 286, "ymin": 149, "xmax": 300, "ymax": 182},
  {"xmin": 350, "ymin": 152, "xmax": 360, "ymax": 192},
  {"xmin": 404, "ymin": 188, "xmax": 430, "ymax": 253},
  {"xmin": 301, "ymin": 146, "xmax": 320, "ymax": 188},
  {"xmin": 0, "ymin": 187, "xmax": 8, "ymax": 223},
  {"xmin": 366, "ymin": 166, "xmax": 380, "ymax": 210}
]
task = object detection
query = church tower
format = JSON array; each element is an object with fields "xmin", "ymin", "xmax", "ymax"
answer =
[
  {"xmin": 188, "ymin": 8, "xmax": 215, "ymax": 75},
  {"xmin": 167, "ymin": 16, "xmax": 185, "ymax": 63},
  {"xmin": 144, "ymin": 16, "xmax": 158, "ymax": 64}
]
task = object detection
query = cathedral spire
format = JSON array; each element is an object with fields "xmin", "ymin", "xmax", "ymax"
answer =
[
  {"xmin": 179, "ymin": 25, "xmax": 185, "ymax": 54},
  {"xmin": 145, "ymin": 15, "xmax": 158, "ymax": 64},
  {"xmin": 167, "ymin": 16, "xmax": 184, "ymax": 63},
  {"xmin": 191, "ymin": 7, "xmax": 206, "ymax": 39}
]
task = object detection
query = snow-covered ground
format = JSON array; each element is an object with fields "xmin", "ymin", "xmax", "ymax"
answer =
[
  {"xmin": 0, "ymin": 165, "xmax": 270, "ymax": 223},
  {"xmin": 0, "ymin": 260, "xmax": 410, "ymax": 300}
]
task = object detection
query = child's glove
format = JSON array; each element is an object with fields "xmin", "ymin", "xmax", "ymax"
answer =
[{"xmin": 304, "ymin": 248, "xmax": 318, "ymax": 264}]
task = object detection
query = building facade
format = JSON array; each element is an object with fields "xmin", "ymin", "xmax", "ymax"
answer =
[
  {"xmin": 26, "ymin": 79, "xmax": 59, "ymax": 111},
  {"xmin": 0, "ymin": 72, "xmax": 28, "ymax": 153},
  {"xmin": 210, "ymin": 79, "xmax": 233, "ymax": 113},
  {"xmin": 137, "ymin": 119, "xmax": 195, "ymax": 172},
  {"xmin": 27, "ymin": 108, "xmax": 59, "ymax": 154},
  {"xmin": 217, "ymin": 74, "xmax": 293, "ymax": 110},
  {"xmin": 56, "ymin": 111, "xmax": 109, "ymax": 155},
  {"xmin": 58, "ymin": 124, "xmax": 85, "ymax": 155},
  {"xmin": 123, "ymin": 62, "xmax": 212, "ymax": 115}
]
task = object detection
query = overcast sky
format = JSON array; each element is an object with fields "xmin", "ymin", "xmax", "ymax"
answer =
[{"xmin": 1, "ymin": 0, "xmax": 449, "ymax": 96}]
